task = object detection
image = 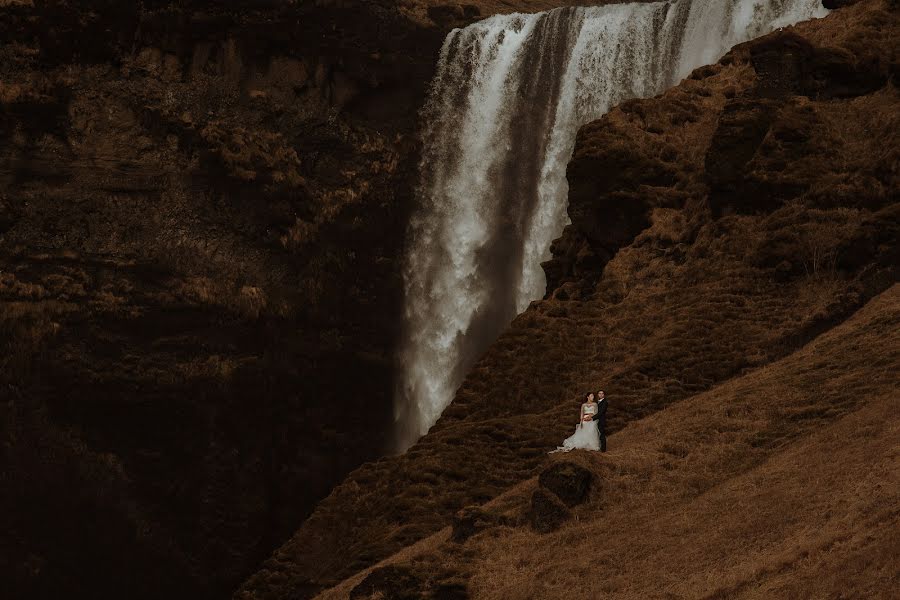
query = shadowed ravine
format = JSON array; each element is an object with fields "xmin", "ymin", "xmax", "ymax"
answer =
[{"xmin": 397, "ymin": 0, "xmax": 828, "ymax": 448}]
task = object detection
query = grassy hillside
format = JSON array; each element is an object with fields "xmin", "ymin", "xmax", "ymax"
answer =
[{"xmin": 320, "ymin": 284, "xmax": 900, "ymax": 599}]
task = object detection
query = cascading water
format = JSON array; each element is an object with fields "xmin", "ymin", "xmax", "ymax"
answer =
[{"xmin": 396, "ymin": 0, "xmax": 827, "ymax": 450}]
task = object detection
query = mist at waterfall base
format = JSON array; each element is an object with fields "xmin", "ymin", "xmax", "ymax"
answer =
[{"xmin": 394, "ymin": 0, "xmax": 827, "ymax": 451}]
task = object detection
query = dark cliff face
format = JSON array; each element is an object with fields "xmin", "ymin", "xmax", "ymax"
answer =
[
  {"xmin": 236, "ymin": 1, "xmax": 899, "ymax": 598},
  {"xmin": 1, "ymin": 1, "xmax": 609, "ymax": 598},
  {"xmin": 0, "ymin": 1, "xmax": 447, "ymax": 599}
]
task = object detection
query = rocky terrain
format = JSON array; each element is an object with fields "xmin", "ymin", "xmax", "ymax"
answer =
[
  {"xmin": 2, "ymin": 0, "xmax": 897, "ymax": 599},
  {"xmin": 1, "ymin": 1, "xmax": 600, "ymax": 599},
  {"xmin": 235, "ymin": 1, "xmax": 899, "ymax": 598}
]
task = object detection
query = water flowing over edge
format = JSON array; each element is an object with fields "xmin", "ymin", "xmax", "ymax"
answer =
[{"xmin": 395, "ymin": 0, "xmax": 828, "ymax": 451}]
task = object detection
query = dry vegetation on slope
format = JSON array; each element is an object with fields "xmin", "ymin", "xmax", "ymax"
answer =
[
  {"xmin": 320, "ymin": 283, "xmax": 900, "ymax": 600},
  {"xmin": 238, "ymin": 1, "xmax": 899, "ymax": 598}
]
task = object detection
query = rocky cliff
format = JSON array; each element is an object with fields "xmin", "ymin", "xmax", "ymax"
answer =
[
  {"xmin": 1, "ymin": 1, "xmax": 592, "ymax": 598},
  {"xmin": 236, "ymin": 1, "xmax": 898, "ymax": 598}
]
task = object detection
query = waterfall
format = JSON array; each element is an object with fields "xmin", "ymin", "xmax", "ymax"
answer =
[{"xmin": 395, "ymin": 0, "xmax": 827, "ymax": 450}]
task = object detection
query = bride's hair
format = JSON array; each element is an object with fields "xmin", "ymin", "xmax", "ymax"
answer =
[{"xmin": 584, "ymin": 392, "xmax": 594, "ymax": 401}]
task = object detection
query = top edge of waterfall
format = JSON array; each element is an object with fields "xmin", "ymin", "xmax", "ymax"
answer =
[
  {"xmin": 449, "ymin": 1, "xmax": 673, "ymax": 28},
  {"xmin": 446, "ymin": 0, "xmax": 828, "ymax": 35}
]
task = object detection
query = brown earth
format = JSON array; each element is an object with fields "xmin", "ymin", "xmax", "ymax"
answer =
[
  {"xmin": 0, "ymin": 1, "xmax": 594, "ymax": 599},
  {"xmin": 236, "ymin": 1, "xmax": 899, "ymax": 598}
]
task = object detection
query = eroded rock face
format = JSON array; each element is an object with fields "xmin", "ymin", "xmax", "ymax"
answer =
[
  {"xmin": 703, "ymin": 29, "xmax": 894, "ymax": 217},
  {"xmin": 552, "ymin": 0, "xmax": 898, "ymax": 281},
  {"xmin": 237, "ymin": 2, "xmax": 898, "ymax": 598},
  {"xmin": 0, "ymin": 1, "xmax": 445, "ymax": 599}
]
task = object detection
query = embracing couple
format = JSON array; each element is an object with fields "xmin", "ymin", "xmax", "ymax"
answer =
[{"xmin": 551, "ymin": 390, "xmax": 608, "ymax": 454}]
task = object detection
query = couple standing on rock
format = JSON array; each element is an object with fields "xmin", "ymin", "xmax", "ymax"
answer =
[{"xmin": 551, "ymin": 391, "xmax": 608, "ymax": 453}]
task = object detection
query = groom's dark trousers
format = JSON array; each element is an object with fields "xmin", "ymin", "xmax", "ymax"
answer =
[{"xmin": 593, "ymin": 398, "xmax": 608, "ymax": 452}]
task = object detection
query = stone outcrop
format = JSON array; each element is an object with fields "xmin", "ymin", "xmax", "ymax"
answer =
[
  {"xmin": 528, "ymin": 488, "xmax": 571, "ymax": 533},
  {"xmin": 538, "ymin": 461, "xmax": 594, "ymax": 507}
]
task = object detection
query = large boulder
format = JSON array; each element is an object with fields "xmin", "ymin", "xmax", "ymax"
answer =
[
  {"xmin": 538, "ymin": 462, "xmax": 594, "ymax": 507},
  {"xmin": 528, "ymin": 489, "xmax": 571, "ymax": 534}
]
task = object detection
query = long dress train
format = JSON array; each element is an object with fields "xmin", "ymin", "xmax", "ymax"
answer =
[{"xmin": 550, "ymin": 419, "xmax": 600, "ymax": 453}]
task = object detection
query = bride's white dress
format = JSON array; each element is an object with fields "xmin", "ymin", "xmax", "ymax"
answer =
[{"xmin": 550, "ymin": 402, "xmax": 600, "ymax": 453}]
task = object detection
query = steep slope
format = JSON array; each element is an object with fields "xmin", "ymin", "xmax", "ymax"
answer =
[
  {"xmin": 237, "ymin": 1, "xmax": 898, "ymax": 597},
  {"xmin": 320, "ymin": 283, "xmax": 900, "ymax": 599},
  {"xmin": 0, "ymin": 1, "xmax": 593, "ymax": 599}
]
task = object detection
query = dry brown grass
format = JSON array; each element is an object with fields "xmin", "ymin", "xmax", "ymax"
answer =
[
  {"xmin": 465, "ymin": 288, "xmax": 900, "ymax": 600},
  {"xmin": 318, "ymin": 284, "xmax": 900, "ymax": 599}
]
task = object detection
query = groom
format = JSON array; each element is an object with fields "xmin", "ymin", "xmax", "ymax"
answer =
[{"xmin": 591, "ymin": 390, "xmax": 608, "ymax": 452}]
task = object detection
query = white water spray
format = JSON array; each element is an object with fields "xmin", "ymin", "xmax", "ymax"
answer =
[{"xmin": 396, "ymin": 0, "xmax": 827, "ymax": 450}]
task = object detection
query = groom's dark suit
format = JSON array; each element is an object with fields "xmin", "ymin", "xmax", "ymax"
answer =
[{"xmin": 592, "ymin": 398, "xmax": 608, "ymax": 452}]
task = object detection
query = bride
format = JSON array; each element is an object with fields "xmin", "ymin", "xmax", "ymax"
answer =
[{"xmin": 551, "ymin": 392, "xmax": 600, "ymax": 453}]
